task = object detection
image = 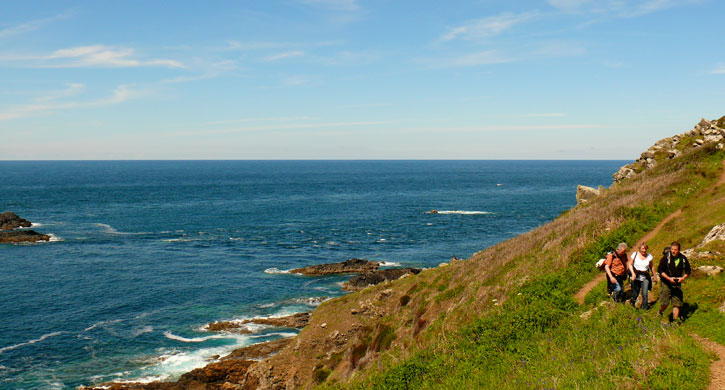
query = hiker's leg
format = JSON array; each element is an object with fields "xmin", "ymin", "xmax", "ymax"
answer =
[
  {"xmin": 611, "ymin": 279, "xmax": 623, "ymax": 302},
  {"xmin": 659, "ymin": 283, "xmax": 670, "ymax": 315},
  {"xmin": 672, "ymin": 306, "xmax": 680, "ymax": 320},
  {"xmin": 641, "ymin": 278, "xmax": 650, "ymax": 309},
  {"xmin": 631, "ymin": 280, "xmax": 641, "ymax": 306}
]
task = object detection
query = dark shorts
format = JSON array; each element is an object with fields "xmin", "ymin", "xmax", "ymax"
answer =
[{"xmin": 660, "ymin": 283, "xmax": 683, "ymax": 307}]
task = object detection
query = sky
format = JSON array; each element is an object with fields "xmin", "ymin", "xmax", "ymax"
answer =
[{"xmin": 1, "ymin": 0, "xmax": 724, "ymax": 160}]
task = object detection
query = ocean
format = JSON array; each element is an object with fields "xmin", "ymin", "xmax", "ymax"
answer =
[{"xmin": 0, "ymin": 160, "xmax": 624, "ymax": 389}]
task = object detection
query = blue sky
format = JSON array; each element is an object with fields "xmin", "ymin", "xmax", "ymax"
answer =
[{"xmin": 1, "ymin": 0, "xmax": 724, "ymax": 159}]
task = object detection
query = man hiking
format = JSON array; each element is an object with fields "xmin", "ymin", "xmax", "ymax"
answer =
[
  {"xmin": 658, "ymin": 241, "xmax": 691, "ymax": 322},
  {"xmin": 605, "ymin": 242, "xmax": 629, "ymax": 303}
]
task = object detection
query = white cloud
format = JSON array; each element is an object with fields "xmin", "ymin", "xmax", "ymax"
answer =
[
  {"xmin": 440, "ymin": 50, "xmax": 512, "ymax": 67},
  {"xmin": 439, "ymin": 12, "xmax": 537, "ymax": 42},
  {"xmin": 548, "ymin": 0, "xmax": 698, "ymax": 17},
  {"xmin": 263, "ymin": 50, "xmax": 305, "ymax": 62},
  {"xmin": 0, "ymin": 45, "xmax": 183, "ymax": 68},
  {"xmin": 162, "ymin": 60, "xmax": 237, "ymax": 84},
  {"xmin": 0, "ymin": 13, "xmax": 69, "ymax": 39},
  {"xmin": 299, "ymin": 0, "xmax": 359, "ymax": 11},
  {"xmin": 0, "ymin": 84, "xmax": 135, "ymax": 121},
  {"xmin": 711, "ymin": 65, "xmax": 725, "ymax": 74},
  {"xmin": 524, "ymin": 113, "xmax": 567, "ymax": 117}
]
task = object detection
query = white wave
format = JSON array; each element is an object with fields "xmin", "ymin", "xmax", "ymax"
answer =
[
  {"xmin": 291, "ymin": 296, "xmax": 328, "ymax": 306},
  {"xmin": 30, "ymin": 222, "xmax": 43, "ymax": 228},
  {"xmin": 0, "ymin": 331, "xmax": 64, "ymax": 354},
  {"xmin": 163, "ymin": 332, "xmax": 234, "ymax": 343},
  {"xmin": 115, "ymin": 374, "xmax": 169, "ymax": 384},
  {"xmin": 85, "ymin": 319, "xmax": 123, "ymax": 332},
  {"xmin": 132, "ymin": 326, "xmax": 154, "ymax": 337},
  {"xmin": 434, "ymin": 210, "xmax": 491, "ymax": 215},
  {"xmin": 264, "ymin": 267, "xmax": 291, "ymax": 274},
  {"xmin": 229, "ymin": 237, "xmax": 244, "ymax": 241},
  {"xmin": 48, "ymin": 234, "xmax": 63, "ymax": 242},
  {"xmin": 377, "ymin": 238, "xmax": 387, "ymax": 242},
  {"xmin": 326, "ymin": 241, "xmax": 338, "ymax": 246},
  {"xmin": 95, "ymin": 223, "xmax": 150, "ymax": 235},
  {"xmin": 258, "ymin": 302, "xmax": 276, "ymax": 308},
  {"xmin": 379, "ymin": 261, "xmax": 401, "ymax": 267},
  {"xmin": 0, "ymin": 365, "xmax": 7, "ymax": 370}
]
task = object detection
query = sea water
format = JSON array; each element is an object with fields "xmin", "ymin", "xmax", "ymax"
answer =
[{"xmin": 0, "ymin": 160, "xmax": 624, "ymax": 389}]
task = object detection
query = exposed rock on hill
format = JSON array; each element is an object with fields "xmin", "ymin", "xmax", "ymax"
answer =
[
  {"xmin": 613, "ymin": 117, "xmax": 725, "ymax": 183},
  {"xmin": 0, "ymin": 230, "xmax": 51, "ymax": 243},
  {"xmin": 0, "ymin": 211, "xmax": 32, "ymax": 230},
  {"xmin": 576, "ymin": 185, "xmax": 602, "ymax": 204},
  {"xmin": 342, "ymin": 268, "xmax": 421, "ymax": 291},
  {"xmin": 290, "ymin": 259, "xmax": 379, "ymax": 276}
]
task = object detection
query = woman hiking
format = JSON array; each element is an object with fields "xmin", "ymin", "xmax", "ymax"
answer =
[{"xmin": 628, "ymin": 243, "xmax": 656, "ymax": 310}]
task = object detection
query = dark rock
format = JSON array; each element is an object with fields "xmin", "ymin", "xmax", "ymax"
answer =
[
  {"xmin": 342, "ymin": 268, "xmax": 421, "ymax": 291},
  {"xmin": 223, "ymin": 338, "xmax": 292, "ymax": 360},
  {"xmin": 0, "ymin": 230, "xmax": 51, "ymax": 243},
  {"xmin": 206, "ymin": 313, "xmax": 310, "ymax": 332},
  {"xmin": 290, "ymin": 258, "xmax": 379, "ymax": 276},
  {"xmin": 0, "ymin": 211, "xmax": 32, "ymax": 230}
]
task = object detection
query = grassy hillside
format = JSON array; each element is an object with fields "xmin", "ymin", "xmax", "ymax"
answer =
[{"xmin": 247, "ymin": 123, "xmax": 725, "ymax": 389}]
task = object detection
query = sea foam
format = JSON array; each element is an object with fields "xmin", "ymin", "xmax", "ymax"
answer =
[
  {"xmin": 0, "ymin": 332, "xmax": 65, "ymax": 354},
  {"xmin": 434, "ymin": 210, "xmax": 491, "ymax": 215}
]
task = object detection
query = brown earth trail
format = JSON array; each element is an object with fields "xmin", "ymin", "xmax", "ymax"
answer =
[{"xmin": 573, "ymin": 161, "xmax": 725, "ymax": 305}]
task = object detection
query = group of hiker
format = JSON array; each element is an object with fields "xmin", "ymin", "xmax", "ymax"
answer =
[{"xmin": 603, "ymin": 241, "xmax": 691, "ymax": 321}]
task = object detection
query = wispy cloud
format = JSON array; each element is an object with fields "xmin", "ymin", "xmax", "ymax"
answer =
[
  {"xmin": 170, "ymin": 120, "xmax": 388, "ymax": 137},
  {"xmin": 711, "ymin": 65, "xmax": 725, "ymax": 74},
  {"xmin": 410, "ymin": 123, "xmax": 607, "ymax": 133},
  {"xmin": 439, "ymin": 12, "xmax": 537, "ymax": 42},
  {"xmin": 547, "ymin": 0, "xmax": 698, "ymax": 17},
  {"xmin": 162, "ymin": 60, "xmax": 236, "ymax": 84},
  {"xmin": 0, "ymin": 45, "xmax": 183, "ymax": 68},
  {"xmin": 263, "ymin": 50, "xmax": 305, "ymax": 62},
  {"xmin": 282, "ymin": 76, "xmax": 313, "ymax": 86},
  {"xmin": 533, "ymin": 41, "xmax": 586, "ymax": 57},
  {"xmin": 0, "ymin": 13, "xmax": 69, "ymax": 39},
  {"xmin": 299, "ymin": 0, "xmax": 359, "ymax": 11},
  {"xmin": 524, "ymin": 113, "xmax": 567, "ymax": 117},
  {"xmin": 204, "ymin": 116, "xmax": 317, "ymax": 126},
  {"xmin": 0, "ymin": 84, "xmax": 134, "ymax": 121},
  {"xmin": 423, "ymin": 50, "xmax": 512, "ymax": 67}
]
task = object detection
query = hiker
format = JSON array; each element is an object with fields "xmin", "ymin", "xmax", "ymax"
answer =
[
  {"xmin": 605, "ymin": 242, "xmax": 629, "ymax": 303},
  {"xmin": 658, "ymin": 241, "xmax": 691, "ymax": 321},
  {"xmin": 628, "ymin": 243, "xmax": 656, "ymax": 309}
]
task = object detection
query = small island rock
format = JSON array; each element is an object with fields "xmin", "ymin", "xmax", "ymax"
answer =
[{"xmin": 290, "ymin": 258, "xmax": 379, "ymax": 276}]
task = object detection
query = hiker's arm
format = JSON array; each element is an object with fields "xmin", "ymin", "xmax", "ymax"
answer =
[
  {"xmin": 605, "ymin": 254, "xmax": 616, "ymax": 283},
  {"xmin": 627, "ymin": 256, "xmax": 636, "ymax": 280}
]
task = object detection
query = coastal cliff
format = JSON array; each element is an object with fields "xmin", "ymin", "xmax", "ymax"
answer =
[{"xmin": 88, "ymin": 116, "xmax": 725, "ymax": 389}]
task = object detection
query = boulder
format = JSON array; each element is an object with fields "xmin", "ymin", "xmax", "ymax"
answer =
[
  {"xmin": 0, "ymin": 211, "xmax": 32, "ymax": 230},
  {"xmin": 0, "ymin": 230, "xmax": 51, "ymax": 243},
  {"xmin": 613, "ymin": 167, "xmax": 635, "ymax": 183},
  {"xmin": 290, "ymin": 258, "xmax": 379, "ymax": 276},
  {"xmin": 576, "ymin": 185, "xmax": 601, "ymax": 204},
  {"xmin": 342, "ymin": 268, "xmax": 421, "ymax": 291},
  {"xmin": 702, "ymin": 223, "xmax": 725, "ymax": 246},
  {"xmin": 698, "ymin": 118, "xmax": 712, "ymax": 128},
  {"xmin": 640, "ymin": 150, "xmax": 655, "ymax": 159},
  {"xmin": 667, "ymin": 149, "xmax": 681, "ymax": 159},
  {"xmin": 693, "ymin": 266, "xmax": 723, "ymax": 277}
]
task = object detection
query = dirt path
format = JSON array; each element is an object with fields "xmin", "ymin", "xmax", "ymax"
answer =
[
  {"xmin": 692, "ymin": 335, "xmax": 725, "ymax": 390},
  {"xmin": 573, "ymin": 160, "xmax": 725, "ymax": 305}
]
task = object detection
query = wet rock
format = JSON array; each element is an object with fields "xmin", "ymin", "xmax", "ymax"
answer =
[
  {"xmin": 0, "ymin": 230, "xmax": 51, "ymax": 243},
  {"xmin": 207, "ymin": 313, "xmax": 310, "ymax": 332},
  {"xmin": 290, "ymin": 258, "xmax": 379, "ymax": 276},
  {"xmin": 342, "ymin": 268, "xmax": 421, "ymax": 291},
  {"xmin": 223, "ymin": 338, "xmax": 292, "ymax": 360},
  {"xmin": 0, "ymin": 212, "xmax": 32, "ymax": 230}
]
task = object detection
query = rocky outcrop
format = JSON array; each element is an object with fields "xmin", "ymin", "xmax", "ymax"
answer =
[
  {"xmin": 81, "ymin": 339, "xmax": 293, "ymax": 390},
  {"xmin": 702, "ymin": 223, "xmax": 725, "ymax": 246},
  {"xmin": 0, "ymin": 211, "xmax": 32, "ymax": 230},
  {"xmin": 290, "ymin": 259, "xmax": 379, "ymax": 276},
  {"xmin": 576, "ymin": 185, "xmax": 601, "ymax": 204},
  {"xmin": 342, "ymin": 268, "xmax": 421, "ymax": 291},
  {"xmin": 693, "ymin": 265, "xmax": 723, "ymax": 277},
  {"xmin": 613, "ymin": 116, "xmax": 725, "ymax": 183},
  {"xmin": 0, "ymin": 230, "xmax": 51, "ymax": 243},
  {"xmin": 206, "ymin": 313, "xmax": 310, "ymax": 332}
]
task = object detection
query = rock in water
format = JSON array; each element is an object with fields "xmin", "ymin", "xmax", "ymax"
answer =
[
  {"xmin": 290, "ymin": 258, "xmax": 380, "ymax": 276},
  {"xmin": 0, "ymin": 211, "xmax": 32, "ymax": 230},
  {"xmin": 0, "ymin": 230, "xmax": 51, "ymax": 243},
  {"xmin": 342, "ymin": 268, "xmax": 421, "ymax": 291},
  {"xmin": 576, "ymin": 185, "xmax": 601, "ymax": 204}
]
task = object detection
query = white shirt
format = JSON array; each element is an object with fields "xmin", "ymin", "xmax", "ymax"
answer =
[{"xmin": 630, "ymin": 251, "xmax": 653, "ymax": 272}]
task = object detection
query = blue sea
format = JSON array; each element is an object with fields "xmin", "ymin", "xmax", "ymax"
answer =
[{"xmin": 0, "ymin": 160, "xmax": 623, "ymax": 389}]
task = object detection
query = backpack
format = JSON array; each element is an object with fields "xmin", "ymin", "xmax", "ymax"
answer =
[{"xmin": 596, "ymin": 251, "xmax": 615, "ymax": 271}]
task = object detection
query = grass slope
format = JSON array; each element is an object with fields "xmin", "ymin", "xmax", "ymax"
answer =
[{"xmin": 311, "ymin": 143, "xmax": 725, "ymax": 389}]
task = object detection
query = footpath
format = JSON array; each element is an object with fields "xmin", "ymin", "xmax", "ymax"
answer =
[{"xmin": 573, "ymin": 161, "xmax": 725, "ymax": 389}]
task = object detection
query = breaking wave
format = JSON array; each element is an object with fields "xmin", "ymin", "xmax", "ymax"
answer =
[
  {"xmin": 0, "ymin": 332, "xmax": 65, "ymax": 354},
  {"xmin": 433, "ymin": 210, "xmax": 491, "ymax": 215}
]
